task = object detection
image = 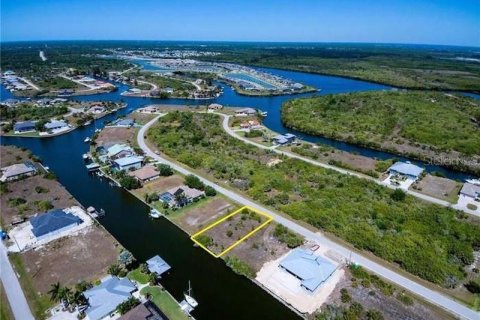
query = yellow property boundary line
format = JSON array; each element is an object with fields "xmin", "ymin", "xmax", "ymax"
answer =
[{"xmin": 191, "ymin": 206, "xmax": 273, "ymax": 258}]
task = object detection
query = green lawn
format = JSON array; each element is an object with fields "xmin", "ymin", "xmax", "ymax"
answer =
[
  {"xmin": 140, "ymin": 286, "xmax": 189, "ymax": 320},
  {"xmin": 0, "ymin": 282, "xmax": 13, "ymax": 320},
  {"xmin": 127, "ymin": 268, "xmax": 150, "ymax": 285},
  {"xmin": 9, "ymin": 254, "xmax": 53, "ymax": 320}
]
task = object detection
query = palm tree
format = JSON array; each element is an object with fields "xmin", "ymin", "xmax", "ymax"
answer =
[{"xmin": 48, "ymin": 282, "xmax": 62, "ymax": 302}]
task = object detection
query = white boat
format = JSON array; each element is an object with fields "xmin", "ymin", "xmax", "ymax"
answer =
[
  {"xmin": 84, "ymin": 121, "xmax": 92, "ymax": 126},
  {"xmin": 82, "ymin": 153, "xmax": 90, "ymax": 161},
  {"xmin": 466, "ymin": 179, "xmax": 480, "ymax": 186},
  {"xmin": 84, "ymin": 137, "xmax": 91, "ymax": 143},
  {"xmin": 184, "ymin": 281, "xmax": 198, "ymax": 308},
  {"xmin": 150, "ymin": 209, "xmax": 161, "ymax": 218},
  {"xmin": 95, "ymin": 128, "xmax": 101, "ymax": 133}
]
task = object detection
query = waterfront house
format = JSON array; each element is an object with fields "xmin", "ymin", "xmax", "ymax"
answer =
[
  {"xmin": 113, "ymin": 156, "xmax": 144, "ymax": 171},
  {"xmin": 13, "ymin": 121, "xmax": 36, "ymax": 133},
  {"xmin": 159, "ymin": 185, "xmax": 205, "ymax": 208},
  {"xmin": 83, "ymin": 275, "xmax": 137, "ymax": 320},
  {"xmin": 107, "ymin": 144, "xmax": 134, "ymax": 160},
  {"xmin": 114, "ymin": 119, "xmax": 135, "ymax": 127},
  {"xmin": 460, "ymin": 183, "xmax": 480, "ymax": 201},
  {"xmin": 30, "ymin": 208, "xmax": 83, "ymax": 241},
  {"xmin": 279, "ymin": 248, "xmax": 337, "ymax": 293},
  {"xmin": 146, "ymin": 255, "xmax": 171, "ymax": 277},
  {"xmin": 388, "ymin": 161, "xmax": 424, "ymax": 180},
  {"xmin": 208, "ymin": 103, "xmax": 223, "ymax": 111},
  {"xmin": 128, "ymin": 165, "xmax": 159, "ymax": 183},
  {"xmin": 272, "ymin": 133, "xmax": 296, "ymax": 145},
  {"xmin": 44, "ymin": 120, "xmax": 69, "ymax": 131},
  {"xmin": 235, "ymin": 108, "xmax": 257, "ymax": 117},
  {"xmin": 240, "ymin": 120, "xmax": 261, "ymax": 129},
  {"xmin": 119, "ymin": 301, "xmax": 166, "ymax": 320},
  {"xmin": 88, "ymin": 105, "xmax": 106, "ymax": 114},
  {"xmin": 0, "ymin": 161, "xmax": 37, "ymax": 182}
]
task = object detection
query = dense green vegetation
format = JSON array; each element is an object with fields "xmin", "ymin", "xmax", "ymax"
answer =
[
  {"xmin": 140, "ymin": 286, "xmax": 190, "ymax": 320},
  {"xmin": 198, "ymin": 43, "xmax": 480, "ymax": 91},
  {"xmin": 282, "ymin": 91, "xmax": 480, "ymax": 173},
  {"xmin": 0, "ymin": 104, "xmax": 68, "ymax": 122},
  {"xmin": 148, "ymin": 112, "xmax": 480, "ymax": 287},
  {"xmin": 273, "ymin": 224, "xmax": 304, "ymax": 248},
  {"xmin": 224, "ymin": 256, "xmax": 255, "ymax": 278},
  {"xmin": 37, "ymin": 76, "xmax": 79, "ymax": 90}
]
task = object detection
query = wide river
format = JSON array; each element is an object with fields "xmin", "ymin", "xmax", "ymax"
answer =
[{"xmin": 1, "ymin": 65, "xmax": 479, "ymax": 320}]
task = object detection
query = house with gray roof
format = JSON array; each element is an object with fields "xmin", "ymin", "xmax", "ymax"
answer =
[
  {"xmin": 44, "ymin": 120, "xmax": 69, "ymax": 131},
  {"xmin": 1, "ymin": 161, "xmax": 37, "ymax": 182},
  {"xmin": 460, "ymin": 183, "xmax": 480, "ymax": 201},
  {"xmin": 279, "ymin": 248, "xmax": 337, "ymax": 293},
  {"xmin": 146, "ymin": 255, "xmax": 171, "ymax": 276},
  {"xmin": 388, "ymin": 161, "xmax": 424, "ymax": 179},
  {"xmin": 30, "ymin": 209, "xmax": 83, "ymax": 241},
  {"xmin": 83, "ymin": 275, "xmax": 137, "ymax": 320},
  {"xmin": 106, "ymin": 144, "xmax": 134, "ymax": 160},
  {"xmin": 272, "ymin": 133, "xmax": 296, "ymax": 145}
]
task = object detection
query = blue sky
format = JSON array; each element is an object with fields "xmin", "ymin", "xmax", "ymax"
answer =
[{"xmin": 1, "ymin": 0, "xmax": 479, "ymax": 46}]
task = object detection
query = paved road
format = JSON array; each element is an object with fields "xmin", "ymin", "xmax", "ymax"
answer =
[
  {"xmin": 138, "ymin": 115, "xmax": 479, "ymax": 320},
  {"xmin": 0, "ymin": 242, "xmax": 35, "ymax": 320},
  {"xmin": 217, "ymin": 113, "xmax": 479, "ymax": 217},
  {"xmin": 17, "ymin": 76, "xmax": 40, "ymax": 91}
]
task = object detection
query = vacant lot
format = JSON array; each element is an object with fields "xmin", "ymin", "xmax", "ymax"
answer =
[
  {"xmin": 131, "ymin": 175, "xmax": 184, "ymax": 200},
  {"xmin": 194, "ymin": 207, "xmax": 271, "ymax": 256},
  {"xmin": 1, "ymin": 145, "xmax": 32, "ymax": 165},
  {"xmin": 411, "ymin": 175, "xmax": 462, "ymax": 203},
  {"xmin": 128, "ymin": 112, "xmax": 158, "ymax": 125},
  {"xmin": 95, "ymin": 127, "xmax": 136, "ymax": 146},
  {"xmin": 173, "ymin": 197, "xmax": 235, "ymax": 234},
  {"xmin": 18, "ymin": 225, "xmax": 120, "ymax": 293}
]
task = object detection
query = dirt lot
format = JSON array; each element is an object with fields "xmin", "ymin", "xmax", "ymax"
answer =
[
  {"xmin": 1, "ymin": 145, "xmax": 32, "ymax": 166},
  {"xmin": 132, "ymin": 175, "xmax": 184, "ymax": 199},
  {"xmin": 197, "ymin": 208, "xmax": 270, "ymax": 256},
  {"xmin": 128, "ymin": 112, "xmax": 158, "ymax": 125},
  {"xmin": 18, "ymin": 225, "xmax": 120, "ymax": 293},
  {"xmin": 411, "ymin": 174, "xmax": 462, "ymax": 203},
  {"xmin": 173, "ymin": 197, "xmax": 235, "ymax": 234},
  {"xmin": 95, "ymin": 127, "xmax": 137, "ymax": 146},
  {"xmin": 323, "ymin": 268, "xmax": 454, "ymax": 320},
  {"xmin": 226, "ymin": 223, "xmax": 291, "ymax": 272}
]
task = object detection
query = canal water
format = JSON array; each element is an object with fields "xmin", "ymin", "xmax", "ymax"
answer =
[{"xmin": 1, "ymin": 66, "xmax": 479, "ymax": 320}]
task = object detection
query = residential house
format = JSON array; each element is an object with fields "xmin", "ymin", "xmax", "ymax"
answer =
[
  {"xmin": 128, "ymin": 165, "xmax": 159, "ymax": 183},
  {"xmin": 159, "ymin": 185, "xmax": 205, "ymax": 208},
  {"xmin": 114, "ymin": 119, "xmax": 135, "ymax": 127},
  {"xmin": 388, "ymin": 161, "xmax": 424, "ymax": 180},
  {"xmin": 106, "ymin": 144, "xmax": 134, "ymax": 160},
  {"xmin": 0, "ymin": 161, "xmax": 37, "ymax": 182},
  {"xmin": 13, "ymin": 121, "xmax": 36, "ymax": 133},
  {"xmin": 279, "ymin": 248, "xmax": 337, "ymax": 293},
  {"xmin": 240, "ymin": 120, "xmax": 261, "ymax": 130},
  {"xmin": 146, "ymin": 255, "xmax": 171, "ymax": 277},
  {"xmin": 235, "ymin": 108, "xmax": 257, "ymax": 117},
  {"xmin": 460, "ymin": 183, "xmax": 480, "ymax": 201},
  {"xmin": 30, "ymin": 208, "xmax": 83, "ymax": 241},
  {"xmin": 88, "ymin": 105, "xmax": 106, "ymax": 114},
  {"xmin": 44, "ymin": 120, "xmax": 69, "ymax": 131},
  {"xmin": 119, "ymin": 301, "xmax": 167, "ymax": 320},
  {"xmin": 83, "ymin": 275, "xmax": 137, "ymax": 320},
  {"xmin": 208, "ymin": 103, "xmax": 223, "ymax": 111},
  {"xmin": 113, "ymin": 156, "xmax": 144, "ymax": 171},
  {"xmin": 272, "ymin": 133, "xmax": 296, "ymax": 145}
]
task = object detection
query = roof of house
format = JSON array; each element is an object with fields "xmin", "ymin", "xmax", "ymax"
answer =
[
  {"xmin": 14, "ymin": 121, "xmax": 36, "ymax": 131},
  {"xmin": 44, "ymin": 120, "xmax": 68, "ymax": 130},
  {"xmin": 116, "ymin": 119, "xmax": 134, "ymax": 126},
  {"xmin": 460, "ymin": 183, "xmax": 480, "ymax": 198},
  {"xmin": 146, "ymin": 255, "xmax": 171, "ymax": 275},
  {"xmin": 236, "ymin": 107, "xmax": 256, "ymax": 114},
  {"xmin": 1, "ymin": 162, "xmax": 36, "ymax": 179},
  {"xmin": 279, "ymin": 248, "xmax": 336, "ymax": 292},
  {"xmin": 84, "ymin": 275, "xmax": 137, "ymax": 320},
  {"xmin": 388, "ymin": 161, "xmax": 424, "ymax": 177},
  {"xmin": 114, "ymin": 156, "xmax": 144, "ymax": 167},
  {"xmin": 30, "ymin": 209, "xmax": 83, "ymax": 238},
  {"xmin": 119, "ymin": 301, "xmax": 167, "ymax": 320},
  {"xmin": 128, "ymin": 165, "xmax": 159, "ymax": 181},
  {"xmin": 107, "ymin": 144, "xmax": 133, "ymax": 157},
  {"xmin": 166, "ymin": 185, "xmax": 205, "ymax": 199}
]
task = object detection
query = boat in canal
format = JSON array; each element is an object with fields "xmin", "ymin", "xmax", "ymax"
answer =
[
  {"xmin": 180, "ymin": 281, "xmax": 198, "ymax": 315},
  {"xmin": 150, "ymin": 208, "xmax": 161, "ymax": 218},
  {"xmin": 84, "ymin": 137, "xmax": 91, "ymax": 143}
]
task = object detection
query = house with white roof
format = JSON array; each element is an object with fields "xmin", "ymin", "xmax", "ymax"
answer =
[
  {"xmin": 0, "ymin": 162, "xmax": 37, "ymax": 182},
  {"xmin": 113, "ymin": 156, "xmax": 144, "ymax": 171},
  {"xmin": 388, "ymin": 161, "xmax": 424, "ymax": 180}
]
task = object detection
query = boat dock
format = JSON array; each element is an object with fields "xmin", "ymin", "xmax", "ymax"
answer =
[{"xmin": 86, "ymin": 163, "xmax": 100, "ymax": 172}]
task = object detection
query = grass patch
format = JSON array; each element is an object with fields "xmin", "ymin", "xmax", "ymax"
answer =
[
  {"xmin": 140, "ymin": 286, "xmax": 189, "ymax": 320},
  {"xmin": 127, "ymin": 267, "xmax": 150, "ymax": 285},
  {"xmin": 0, "ymin": 282, "xmax": 13, "ymax": 320},
  {"xmin": 9, "ymin": 254, "xmax": 53, "ymax": 320}
]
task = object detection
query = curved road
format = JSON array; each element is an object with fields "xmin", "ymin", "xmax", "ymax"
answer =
[
  {"xmin": 138, "ymin": 115, "xmax": 480, "ymax": 320},
  {"xmin": 216, "ymin": 113, "xmax": 479, "ymax": 217}
]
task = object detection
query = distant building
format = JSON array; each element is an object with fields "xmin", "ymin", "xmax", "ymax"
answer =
[
  {"xmin": 44, "ymin": 120, "xmax": 69, "ymax": 131},
  {"xmin": 460, "ymin": 183, "xmax": 480, "ymax": 201},
  {"xmin": 272, "ymin": 133, "xmax": 296, "ymax": 145},
  {"xmin": 13, "ymin": 121, "xmax": 36, "ymax": 133},
  {"xmin": 0, "ymin": 161, "xmax": 37, "ymax": 182},
  {"xmin": 146, "ymin": 255, "xmax": 171, "ymax": 276},
  {"xmin": 30, "ymin": 209, "xmax": 83, "ymax": 241},
  {"xmin": 388, "ymin": 161, "xmax": 424, "ymax": 180},
  {"xmin": 128, "ymin": 165, "xmax": 159, "ymax": 183},
  {"xmin": 88, "ymin": 105, "xmax": 106, "ymax": 114},
  {"xmin": 279, "ymin": 248, "xmax": 337, "ymax": 293},
  {"xmin": 159, "ymin": 185, "xmax": 205, "ymax": 208},
  {"xmin": 113, "ymin": 156, "xmax": 144, "ymax": 171},
  {"xmin": 83, "ymin": 275, "xmax": 137, "ymax": 320},
  {"xmin": 207, "ymin": 103, "xmax": 223, "ymax": 111}
]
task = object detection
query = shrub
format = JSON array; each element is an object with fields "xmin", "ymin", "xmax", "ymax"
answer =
[
  {"xmin": 225, "ymin": 256, "xmax": 255, "ymax": 278},
  {"xmin": 119, "ymin": 176, "xmax": 141, "ymax": 190},
  {"xmin": 340, "ymin": 288, "xmax": 352, "ymax": 303},
  {"xmin": 184, "ymin": 174, "xmax": 204, "ymax": 190},
  {"xmin": 390, "ymin": 188, "xmax": 406, "ymax": 201},
  {"xmin": 196, "ymin": 234, "xmax": 213, "ymax": 247},
  {"xmin": 205, "ymin": 185, "xmax": 217, "ymax": 197},
  {"xmin": 464, "ymin": 280, "xmax": 480, "ymax": 294},
  {"xmin": 273, "ymin": 224, "xmax": 304, "ymax": 248},
  {"xmin": 117, "ymin": 297, "xmax": 140, "ymax": 315},
  {"xmin": 157, "ymin": 163, "xmax": 173, "ymax": 176},
  {"xmin": 35, "ymin": 186, "xmax": 49, "ymax": 193}
]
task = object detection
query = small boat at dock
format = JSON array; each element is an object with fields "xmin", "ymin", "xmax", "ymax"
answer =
[
  {"xmin": 180, "ymin": 281, "xmax": 198, "ymax": 315},
  {"xmin": 82, "ymin": 153, "xmax": 90, "ymax": 161},
  {"xmin": 86, "ymin": 206, "xmax": 105, "ymax": 218},
  {"xmin": 84, "ymin": 137, "xmax": 91, "ymax": 143},
  {"xmin": 466, "ymin": 179, "xmax": 480, "ymax": 186},
  {"xmin": 150, "ymin": 208, "xmax": 161, "ymax": 218}
]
